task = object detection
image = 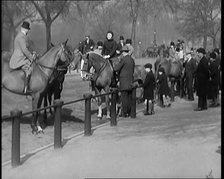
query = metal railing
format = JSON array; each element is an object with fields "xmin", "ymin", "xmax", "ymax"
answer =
[{"xmin": 2, "ymin": 86, "xmax": 138, "ymax": 167}]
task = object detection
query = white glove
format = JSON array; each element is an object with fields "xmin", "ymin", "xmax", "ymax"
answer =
[{"xmin": 104, "ymin": 55, "xmax": 110, "ymax": 59}]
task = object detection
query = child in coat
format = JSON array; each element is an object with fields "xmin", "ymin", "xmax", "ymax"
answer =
[
  {"xmin": 142, "ymin": 63, "xmax": 156, "ymax": 115},
  {"xmin": 157, "ymin": 67, "xmax": 171, "ymax": 107}
]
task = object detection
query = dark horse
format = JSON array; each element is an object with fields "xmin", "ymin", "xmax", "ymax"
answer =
[
  {"xmin": 82, "ymin": 52, "xmax": 147, "ymax": 119},
  {"xmin": 38, "ymin": 46, "xmax": 82, "ymax": 126},
  {"xmin": 2, "ymin": 40, "xmax": 72, "ymax": 134},
  {"xmin": 154, "ymin": 55, "xmax": 184, "ymax": 101}
]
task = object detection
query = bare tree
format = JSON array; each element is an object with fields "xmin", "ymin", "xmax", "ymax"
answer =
[
  {"xmin": 31, "ymin": 0, "xmax": 70, "ymax": 50},
  {"xmin": 175, "ymin": 0, "xmax": 221, "ymax": 49},
  {"xmin": 2, "ymin": 1, "xmax": 36, "ymax": 51}
]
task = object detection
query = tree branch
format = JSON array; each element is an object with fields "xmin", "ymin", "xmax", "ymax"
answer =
[{"xmin": 31, "ymin": 1, "xmax": 46, "ymax": 23}]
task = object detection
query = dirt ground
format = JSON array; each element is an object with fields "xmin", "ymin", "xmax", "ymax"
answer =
[{"xmin": 1, "ymin": 57, "xmax": 221, "ymax": 168}]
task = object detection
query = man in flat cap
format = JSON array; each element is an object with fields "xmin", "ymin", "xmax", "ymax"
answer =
[
  {"xmin": 194, "ymin": 48, "xmax": 210, "ymax": 111},
  {"xmin": 9, "ymin": 21, "xmax": 36, "ymax": 93},
  {"xmin": 114, "ymin": 45, "xmax": 135, "ymax": 117}
]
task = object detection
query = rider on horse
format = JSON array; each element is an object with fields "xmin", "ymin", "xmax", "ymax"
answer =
[
  {"xmin": 9, "ymin": 21, "xmax": 36, "ymax": 94},
  {"xmin": 102, "ymin": 30, "xmax": 118, "ymax": 87}
]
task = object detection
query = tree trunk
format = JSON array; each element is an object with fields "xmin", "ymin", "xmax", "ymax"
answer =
[
  {"xmin": 10, "ymin": 28, "xmax": 16, "ymax": 52},
  {"xmin": 131, "ymin": 18, "xmax": 137, "ymax": 50},
  {"xmin": 212, "ymin": 37, "xmax": 216, "ymax": 49},
  {"xmin": 203, "ymin": 35, "xmax": 207, "ymax": 50},
  {"xmin": 45, "ymin": 22, "xmax": 52, "ymax": 51}
]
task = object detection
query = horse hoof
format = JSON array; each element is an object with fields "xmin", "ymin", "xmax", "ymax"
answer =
[
  {"xmin": 97, "ymin": 116, "xmax": 103, "ymax": 120},
  {"xmin": 31, "ymin": 124, "xmax": 38, "ymax": 135},
  {"xmin": 106, "ymin": 115, "xmax": 111, "ymax": 119}
]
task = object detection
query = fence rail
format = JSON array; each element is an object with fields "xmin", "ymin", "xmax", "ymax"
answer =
[{"xmin": 3, "ymin": 86, "xmax": 139, "ymax": 167}]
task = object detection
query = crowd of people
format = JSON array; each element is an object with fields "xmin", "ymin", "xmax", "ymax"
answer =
[{"xmin": 8, "ymin": 21, "xmax": 221, "ymax": 117}]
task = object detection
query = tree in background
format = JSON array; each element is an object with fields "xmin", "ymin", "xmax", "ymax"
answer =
[
  {"xmin": 175, "ymin": 0, "xmax": 221, "ymax": 49},
  {"xmin": 31, "ymin": 0, "xmax": 70, "ymax": 51},
  {"xmin": 2, "ymin": 1, "xmax": 36, "ymax": 52}
]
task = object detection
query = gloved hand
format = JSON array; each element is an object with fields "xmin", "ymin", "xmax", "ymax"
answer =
[{"xmin": 104, "ymin": 55, "xmax": 110, "ymax": 59}]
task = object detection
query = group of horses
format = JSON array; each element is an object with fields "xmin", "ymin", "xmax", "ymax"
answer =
[{"xmin": 2, "ymin": 40, "xmax": 185, "ymax": 135}]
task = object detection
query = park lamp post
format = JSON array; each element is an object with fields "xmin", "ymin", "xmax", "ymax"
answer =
[{"xmin": 153, "ymin": 30, "xmax": 157, "ymax": 46}]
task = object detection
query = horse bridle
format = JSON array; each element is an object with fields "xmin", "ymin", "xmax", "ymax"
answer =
[{"xmin": 36, "ymin": 46, "xmax": 70, "ymax": 79}]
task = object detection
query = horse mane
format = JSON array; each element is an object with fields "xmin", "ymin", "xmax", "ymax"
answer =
[{"xmin": 38, "ymin": 44, "xmax": 61, "ymax": 62}]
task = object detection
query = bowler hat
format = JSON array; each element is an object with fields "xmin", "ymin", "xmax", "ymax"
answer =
[
  {"xmin": 210, "ymin": 52, "xmax": 216, "ymax": 59},
  {"xmin": 126, "ymin": 39, "xmax": 132, "ymax": 44},
  {"xmin": 144, "ymin": 63, "xmax": 152, "ymax": 69},
  {"xmin": 197, "ymin": 48, "xmax": 206, "ymax": 54},
  {"xmin": 121, "ymin": 45, "xmax": 129, "ymax": 52},
  {"xmin": 21, "ymin": 21, "xmax": 30, "ymax": 30}
]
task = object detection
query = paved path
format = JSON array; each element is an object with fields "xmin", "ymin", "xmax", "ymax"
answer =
[{"xmin": 2, "ymin": 97, "xmax": 221, "ymax": 179}]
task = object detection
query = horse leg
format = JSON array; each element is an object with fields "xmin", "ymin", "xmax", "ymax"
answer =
[
  {"xmin": 105, "ymin": 94, "xmax": 110, "ymax": 119},
  {"xmin": 31, "ymin": 93, "xmax": 40, "ymax": 134},
  {"xmin": 170, "ymin": 79, "xmax": 175, "ymax": 102},
  {"xmin": 35, "ymin": 93, "xmax": 44, "ymax": 134}
]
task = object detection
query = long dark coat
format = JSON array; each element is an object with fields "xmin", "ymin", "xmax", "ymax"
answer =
[
  {"xmin": 157, "ymin": 73, "xmax": 170, "ymax": 96},
  {"xmin": 142, "ymin": 71, "xmax": 155, "ymax": 100},
  {"xmin": 114, "ymin": 55, "xmax": 135, "ymax": 90},
  {"xmin": 195, "ymin": 56, "xmax": 210, "ymax": 96},
  {"xmin": 102, "ymin": 39, "xmax": 117, "ymax": 58},
  {"xmin": 208, "ymin": 60, "xmax": 219, "ymax": 99}
]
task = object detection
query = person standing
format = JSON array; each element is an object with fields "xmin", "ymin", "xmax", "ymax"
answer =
[
  {"xmin": 125, "ymin": 39, "xmax": 135, "ymax": 60},
  {"xmin": 213, "ymin": 48, "xmax": 221, "ymax": 105},
  {"xmin": 157, "ymin": 67, "xmax": 171, "ymax": 107},
  {"xmin": 142, "ymin": 63, "xmax": 156, "ymax": 115},
  {"xmin": 207, "ymin": 52, "xmax": 220, "ymax": 107},
  {"xmin": 116, "ymin": 35, "xmax": 125, "ymax": 56},
  {"xmin": 194, "ymin": 48, "xmax": 210, "ymax": 111},
  {"xmin": 184, "ymin": 51, "xmax": 197, "ymax": 101},
  {"xmin": 114, "ymin": 45, "xmax": 135, "ymax": 117},
  {"xmin": 9, "ymin": 21, "xmax": 36, "ymax": 93},
  {"xmin": 82, "ymin": 35, "xmax": 95, "ymax": 54}
]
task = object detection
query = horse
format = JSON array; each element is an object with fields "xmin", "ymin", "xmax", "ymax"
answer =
[
  {"xmin": 2, "ymin": 39, "xmax": 72, "ymax": 134},
  {"xmin": 81, "ymin": 52, "xmax": 147, "ymax": 119},
  {"xmin": 39, "ymin": 45, "xmax": 82, "ymax": 126},
  {"xmin": 154, "ymin": 55, "xmax": 184, "ymax": 102}
]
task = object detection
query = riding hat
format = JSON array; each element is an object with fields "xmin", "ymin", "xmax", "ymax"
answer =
[
  {"xmin": 158, "ymin": 67, "xmax": 165, "ymax": 73},
  {"xmin": 21, "ymin": 21, "xmax": 30, "ymax": 30},
  {"xmin": 213, "ymin": 48, "xmax": 220, "ymax": 55},
  {"xmin": 126, "ymin": 39, "xmax": 132, "ymax": 44},
  {"xmin": 197, "ymin": 48, "xmax": 206, "ymax": 55},
  {"xmin": 170, "ymin": 41, "xmax": 175, "ymax": 46},
  {"xmin": 121, "ymin": 45, "xmax": 129, "ymax": 52},
  {"xmin": 107, "ymin": 30, "xmax": 114, "ymax": 37},
  {"xmin": 209, "ymin": 52, "xmax": 216, "ymax": 59},
  {"xmin": 144, "ymin": 63, "xmax": 152, "ymax": 69},
  {"xmin": 120, "ymin": 36, "xmax": 124, "ymax": 40},
  {"xmin": 97, "ymin": 41, "xmax": 103, "ymax": 48}
]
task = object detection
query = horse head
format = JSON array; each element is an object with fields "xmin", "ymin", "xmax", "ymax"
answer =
[
  {"xmin": 69, "ymin": 48, "xmax": 82, "ymax": 71},
  {"xmin": 58, "ymin": 39, "xmax": 73, "ymax": 66}
]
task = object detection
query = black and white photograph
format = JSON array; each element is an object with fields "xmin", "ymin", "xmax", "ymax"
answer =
[{"xmin": 1, "ymin": 0, "xmax": 221, "ymax": 178}]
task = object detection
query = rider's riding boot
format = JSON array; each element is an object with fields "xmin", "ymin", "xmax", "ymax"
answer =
[{"xmin": 24, "ymin": 74, "xmax": 32, "ymax": 94}]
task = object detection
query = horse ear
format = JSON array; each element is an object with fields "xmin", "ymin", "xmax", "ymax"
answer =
[{"xmin": 64, "ymin": 39, "xmax": 68, "ymax": 46}]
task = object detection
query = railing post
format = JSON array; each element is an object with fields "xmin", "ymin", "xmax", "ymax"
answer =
[
  {"xmin": 54, "ymin": 99, "xmax": 64, "ymax": 149},
  {"xmin": 110, "ymin": 88, "xmax": 117, "ymax": 126},
  {"xmin": 130, "ymin": 87, "xmax": 136, "ymax": 118},
  {"xmin": 11, "ymin": 109, "xmax": 22, "ymax": 167},
  {"xmin": 83, "ymin": 93, "xmax": 92, "ymax": 136}
]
